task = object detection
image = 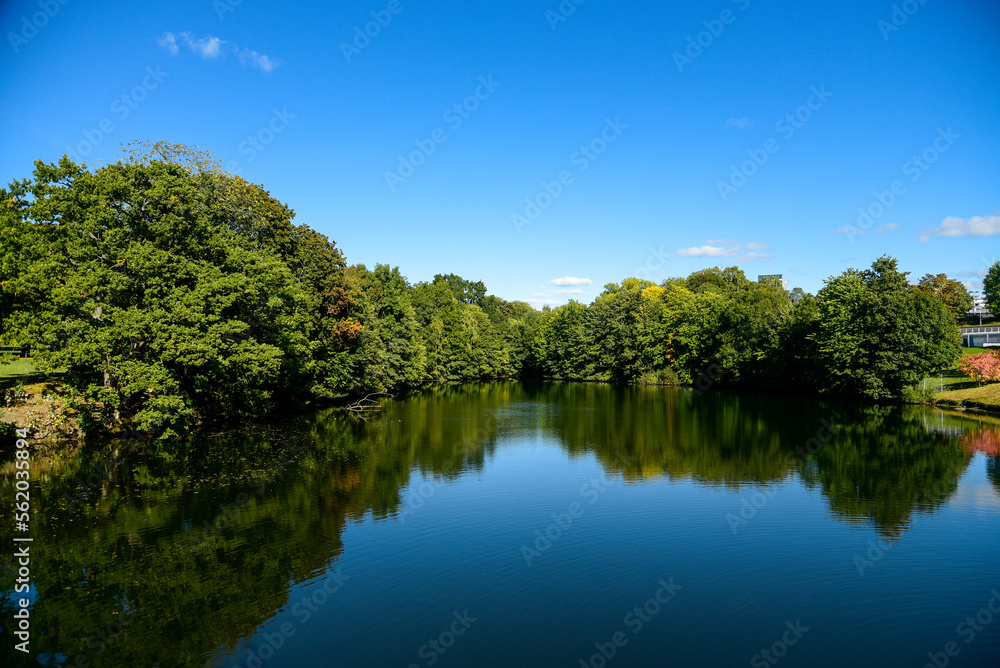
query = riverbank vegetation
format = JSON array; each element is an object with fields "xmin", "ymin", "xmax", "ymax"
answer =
[{"xmin": 0, "ymin": 144, "xmax": 985, "ymax": 439}]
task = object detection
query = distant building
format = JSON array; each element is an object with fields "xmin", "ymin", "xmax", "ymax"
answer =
[
  {"xmin": 758, "ymin": 274, "xmax": 788, "ymax": 290},
  {"xmin": 967, "ymin": 296, "xmax": 992, "ymax": 319}
]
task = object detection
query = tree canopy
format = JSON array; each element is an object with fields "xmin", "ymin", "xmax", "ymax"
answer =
[{"xmin": 0, "ymin": 150, "xmax": 968, "ymax": 438}]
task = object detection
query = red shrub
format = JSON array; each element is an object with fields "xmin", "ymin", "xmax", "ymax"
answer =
[{"xmin": 958, "ymin": 350, "xmax": 1000, "ymax": 383}]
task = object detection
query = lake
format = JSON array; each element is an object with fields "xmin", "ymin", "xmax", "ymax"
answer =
[{"xmin": 5, "ymin": 382, "xmax": 1000, "ymax": 667}]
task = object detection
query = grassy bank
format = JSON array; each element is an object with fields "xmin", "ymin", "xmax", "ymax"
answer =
[{"xmin": 928, "ymin": 348, "xmax": 1000, "ymax": 415}]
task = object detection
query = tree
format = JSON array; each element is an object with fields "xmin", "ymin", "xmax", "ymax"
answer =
[
  {"xmin": 344, "ymin": 264, "xmax": 426, "ymax": 392},
  {"xmin": 984, "ymin": 261, "xmax": 1000, "ymax": 317},
  {"xmin": 433, "ymin": 273, "xmax": 487, "ymax": 306},
  {"xmin": 958, "ymin": 351, "xmax": 1000, "ymax": 384},
  {"xmin": 813, "ymin": 256, "xmax": 961, "ymax": 399},
  {"xmin": 4, "ymin": 156, "xmax": 315, "ymax": 437},
  {"xmin": 917, "ymin": 273, "xmax": 972, "ymax": 318},
  {"xmin": 685, "ymin": 266, "xmax": 750, "ymax": 294},
  {"xmin": 531, "ymin": 301, "xmax": 589, "ymax": 379}
]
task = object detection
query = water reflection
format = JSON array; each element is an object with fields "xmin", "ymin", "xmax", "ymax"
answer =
[{"xmin": 1, "ymin": 382, "xmax": 997, "ymax": 666}]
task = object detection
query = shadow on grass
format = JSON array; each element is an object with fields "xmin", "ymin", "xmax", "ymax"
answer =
[
  {"xmin": 0, "ymin": 358, "xmax": 65, "ymax": 391},
  {"xmin": 937, "ymin": 368, "xmax": 980, "ymax": 391}
]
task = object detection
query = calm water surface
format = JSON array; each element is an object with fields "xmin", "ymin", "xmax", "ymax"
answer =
[{"xmin": 4, "ymin": 382, "xmax": 1000, "ymax": 667}]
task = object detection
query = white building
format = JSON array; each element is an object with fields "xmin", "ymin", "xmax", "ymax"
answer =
[
  {"xmin": 757, "ymin": 274, "xmax": 788, "ymax": 290},
  {"xmin": 968, "ymin": 296, "xmax": 992, "ymax": 319}
]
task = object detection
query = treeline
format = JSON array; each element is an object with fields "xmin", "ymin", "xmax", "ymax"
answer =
[{"xmin": 0, "ymin": 144, "xmax": 965, "ymax": 438}]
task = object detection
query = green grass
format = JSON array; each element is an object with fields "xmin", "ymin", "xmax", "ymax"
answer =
[
  {"xmin": 934, "ymin": 383, "xmax": 1000, "ymax": 411},
  {"xmin": 924, "ymin": 347, "xmax": 1000, "ymax": 412},
  {"xmin": 0, "ymin": 357, "xmax": 62, "ymax": 390},
  {"xmin": 0, "ymin": 357, "xmax": 36, "ymax": 378}
]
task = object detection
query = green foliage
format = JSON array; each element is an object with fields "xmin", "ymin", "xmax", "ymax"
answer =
[
  {"xmin": 814, "ymin": 256, "xmax": 961, "ymax": 400},
  {"xmin": 2, "ymin": 147, "xmax": 971, "ymax": 437},
  {"xmin": 6, "ymin": 158, "xmax": 316, "ymax": 437},
  {"xmin": 433, "ymin": 273, "xmax": 487, "ymax": 306},
  {"xmin": 985, "ymin": 261, "xmax": 1000, "ymax": 316},
  {"xmin": 917, "ymin": 272, "xmax": 973, "ymax": 318}
]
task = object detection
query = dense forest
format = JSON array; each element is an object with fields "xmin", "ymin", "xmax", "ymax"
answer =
[{"xmin": 0, "ymin": 144, "xmax": 978, "ymax": 438}]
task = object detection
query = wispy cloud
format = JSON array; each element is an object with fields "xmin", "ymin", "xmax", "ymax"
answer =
[
  {"xmin": 677, "ymin": 245, "xmax": 737, "ymax": 258},
  {"xmin": 238, "ymin": 48, "xmax": 281, "ymax": 73},
  {"xmin": 676, "ymin": 241, "xmax": 770, "ymax": 261},
  {"xmin": 158, "ymin": 31, "xmax": 281, "ymax": 72},
  {"xmin": 550, "ymin": 276, "xmax": 592, "ymax": 286},
  {"xmin": 835, "ymin": 222, "xmax": 899, "ymax": 237},
  {"xmin": 923, "ymin": 215, "xmax": 1000, "ymax": 240},
  {"xmin": 555, "ymin": 288, "xmax": 586, "ymax": 295},
  {"xmin": 157, "ymin": 32, "xmax": 178, "ymax": 55},
  {"xmin": 525, "ymin": 298, "xmax": 564, "ymax": 308},
  {"xmin": 182, "ymin": 33, "xmax": 224, "ymax": 58},
  {"xmin": 725, "ymin": 118, "xmax": 754, "ymax": 129}
]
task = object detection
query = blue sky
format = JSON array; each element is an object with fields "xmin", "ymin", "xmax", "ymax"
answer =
[{"xmin": 1, "ymin": 0, "xmax": 997, "ymax": 307}]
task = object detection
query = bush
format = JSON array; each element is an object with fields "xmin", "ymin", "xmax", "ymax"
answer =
[
  {"xmin": 635, "ymin": 367, "xmax": 682, "ymax": 386},
  {"xmin": 958, "ymin": 350, "xmax": 1000, "ymax": 384}
]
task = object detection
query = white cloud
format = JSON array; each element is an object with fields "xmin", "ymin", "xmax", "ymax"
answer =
[
  {"xmin": 677, "ymin": 240, "xmax": 771, "ymax": 262},
  {"xmin": 555, "ymin": 288, "xmax": 586, "ymax": 295},
  {"xmin": 157, "ymin": 32, "xmax": 178, "ymax": 55},
  {"xmin": 958, "ymin": 270, "xmax": 987, "ymax": 278},
  {"xmin": 875, "ymin": 223, "xmax": 900, "ymax": 233},
  {"xmin": 157, "ymin": 31, "xmax": 280, "ymax": 72},
  {"xmin": 550, "ymin": 276, "xmax": 592, "ymax": 286},
  {"xmin": 928, "ymin": 215, "xmax": 1000, "ymax": 238},
  {"xmin": 834, "ymin": 227, "xmax": 861, "ymax": 236},
  {"xmin": 525, "ymin": 298, "xmax": 564, "ymax": 309},
  {"xmin": 181, "ymin": 32, "xmax": 224, "ymax": 58},
  {"xmin": 238, "ymin": 48, "xmax": 281, "ymax": 73},
  {"xmin": 725, "ymin": 118, "xmax": 754, "ymax": 129},
  {"xmin": 677, "ymin": 245, "xmax": 738, "ymax": 258}
]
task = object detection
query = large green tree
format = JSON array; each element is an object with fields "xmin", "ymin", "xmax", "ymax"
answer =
[
  {"xmin": 813, "ymin": 256, "xmax": 961, "ymax": 399},
  {"xmin": 3, "ymin": 157, "xmax": 316, "ymax": 437}
]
